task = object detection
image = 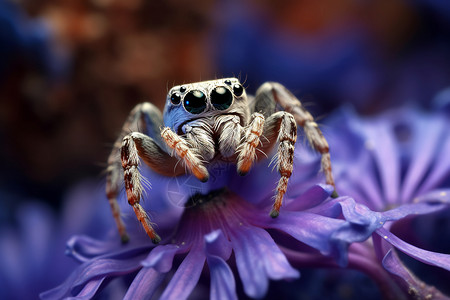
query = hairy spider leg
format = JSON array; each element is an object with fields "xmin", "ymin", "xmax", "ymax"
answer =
[
  {"xmin": 263, "ymin": 112, "xmax": 297, "ymax": 217},
  {"xmin": 121, "ymin": 135, "xmax": 161, "ymax": 243},
  {"xmin": 161, "ymin": 127, "xmax": 209, "ymax": 182},
  {"xmin": 255, "ymin": 82, "xmax": 337, "ymax": 198},
  {"xmin": 106, "ymin": 103, "xmax": 153, "ymax": 243},
  {"xmin": 107, "ymin": 103, "xmax": 185, "ymax": 243},
  {"xmin": 237, "ymin": 113, "xmax": 265, "ymax": 175}
]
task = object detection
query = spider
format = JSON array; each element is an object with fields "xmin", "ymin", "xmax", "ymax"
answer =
[{"xmin": 106, "ymin": 78, "xmax": 337, "ymax": 243}]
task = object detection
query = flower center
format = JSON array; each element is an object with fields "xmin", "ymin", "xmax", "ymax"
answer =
[{"xmin": 184, "ymin": 187, "xmax": 230, "ymax": 208}]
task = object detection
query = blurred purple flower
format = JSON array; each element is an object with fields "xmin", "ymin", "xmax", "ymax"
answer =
[
  {"xmin": 323, "ymin": 106, "xmax": 450, "ymax": 298},
  {"xmin": 0, "ymin": 180, "xmax": 114, "ymax": 300},
  {"xmin": 40, "ymin": 132, "xmax": 385, "ymax": 300}
]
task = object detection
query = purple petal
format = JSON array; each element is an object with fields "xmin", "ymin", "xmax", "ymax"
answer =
[
  {"xmin": 336, "ymin": 151, "xmax": 386, "ymax": 210},
  {"xmin": 41, "ymin": 254, "xmax": 145, "ymax": 299},
  {"xmin": 141, "ymin": 244, "xmax": 186, "ymax": 273},
  {"xmin": 66, "ymin": 235, "xmax": 120, "ymax": 263},
  {"xmin": 376, "ymin": 228, "xmax": 450, "ymax": 271},
  {"xmin": 400, "ymin": 116, "xmax": 444, "ymax": 203},
  {"xmin": 160, "ymin": 247, "xmax": 205, "ymax": 300},
  {"xmin": 381, "ymin": 202, "xmax": 448, "ymax": 221},
  {"xmin": 418, "ymin": 125, "xmax": 450, "ymax": 194},
  {"xmin": 284, "ymin": 184, "xmax": 333, "ymax": 211},
  {"xmin": 415, "ymin": 189, "xmax": 450, "ymax": 204},
  {"xmin": 66, "ymin": 277, "xmax": 105, "ymax": 300},
  {"xmin": 207, "ymin": 255, "xmax": 238, "ymax": 300},
  {"xmin": 204, "ymin": 230, "xmax": 232, "ymax": 260},
  {"xmin": 230, "ymin": 225, "xmax": 299, "ymax": 298},
  {"xmin": 260, "ymin": 210, "xmax": 345, "ymax": 256},
  {"xmin": 382, "ymin": 249, "xmax": 450, "ymax": 300},
  {"xmin": 363, "ymin": 122, "xmax": 401, "ymax": 206},
  {"xmin": 123, "ymin": 268, "xmax": 165, "ymax": 300}
]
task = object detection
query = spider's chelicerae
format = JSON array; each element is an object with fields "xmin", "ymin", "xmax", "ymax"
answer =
[{"xmin": 106, "ymin": 78, "xmax": 336, "ymax": 243}]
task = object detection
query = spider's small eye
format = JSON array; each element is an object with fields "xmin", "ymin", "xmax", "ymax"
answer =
[
  {"xmin": 224, "ymin": 79, "xmax": 232, "ymax": 86},
  {"xmin": 233, "ymin": 84, "xmax": 244, "ymax": 97},
  {"xmin": 211, "ymin": 86, "xmax": 233, "ymax": 110},
  {"xmin": 170, "ymin": 92, "xmax": 181, "ymax": 105},
  {"xmin": 184, "ymin": 90, "xmax": 206, "ymax": 114},
  {"xmin": 180, "ymin": 86, "xmax": 187, "ymax": 93}
]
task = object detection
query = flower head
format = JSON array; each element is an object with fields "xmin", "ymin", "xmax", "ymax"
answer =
[
  {"xmin": 325, "ymin": 105, "xmax": 450, "ymax": 297},
  {"xmin": 42, "ymin": 134, "xmax": 375, "ymax": 299}
]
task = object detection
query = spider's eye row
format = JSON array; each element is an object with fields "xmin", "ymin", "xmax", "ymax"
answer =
[
  {"xmin": 183, "ymin": 90, "xmax": 206, "ymax": 114},
  {"xmin": 233, "ymin": 84, "xmax": 244, "ymax": 97},
  {"xmin": 170, "ymin": 92, "xmax": 181, "ymax": 105},
  {"xmin": 211, "ymin": 86, "xmax": 233, "ymax": 110}
]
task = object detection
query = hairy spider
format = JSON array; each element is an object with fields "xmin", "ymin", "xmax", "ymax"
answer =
[{"xmin": 106, "ymin": 78, "xmax": 337, "ymax": 243}]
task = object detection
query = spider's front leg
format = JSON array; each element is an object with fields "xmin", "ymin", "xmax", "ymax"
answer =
[{"xmin": 254, "ymin": 82, "xmax": 337, "ymax": 197}]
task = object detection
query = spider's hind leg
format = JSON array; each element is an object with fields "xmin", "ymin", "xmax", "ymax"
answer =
[{"xmin": 253, "ymin": 82, "xmax": 338, "ymax": 198}]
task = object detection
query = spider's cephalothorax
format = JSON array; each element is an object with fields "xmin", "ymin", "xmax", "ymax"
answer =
[{"xmin": 106, "ymin": 78, "xmax": 336, "ymax": 243}]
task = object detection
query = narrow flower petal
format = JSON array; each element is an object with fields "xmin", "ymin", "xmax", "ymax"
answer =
[
  {"xmin": 400, "ymin": 116, "xmax": 444, "ymax": 202},
  {"xmin": 66, "ymin": 277, "xmax": 105, "ymax": 300},
  {"xmin": 123, "ymin": 268, "xmax": 165, "ymax": 300},
  {"xmin": 376, "ymin": 228, "xmax": 450, "ymax": 271},
  {"xmin": 417, "ymin": 125, "xmax": 450, "ymax": 195},
  {"xmin": 141, "ymin": 244, "xmax": 186, "ymax": 273},
  {"xmin": 284, "ymin": 184, "xmax": 334, "ymax": 211},
  {"xmin": 230, "ymin": 225, "xmax": 299, "ymax": 298},
  {"xmin": 207, "ymin": 255, "xmax": 238, "ymax": 300},
  {"xmin": 159, "ymin": 247, "xmax": 205, "ymax": 300},
  {"xmin": 66, "ymin": 235, "xmax": 122, "ymax": 263},
  {"xmin": 381, "ymin": 202, "xmax": 447, "ymax": 221},
  {"xmin": 261, "ymin": 210, "xmax": 346, "ymax": 256},
  {"xmin": 415, "ymin": 188, "xmax": 450, "ymax": 204},
  {"xmin": 204, "ymin": 230, "xmax": 232, "ymax": 261},
  {"xmin": 382, "ymin": 249, "xmax": 450, "ymax": 300},
  {"xmin": 362, "ymin": 122, "xmax": 401, "ymax": 205},
  {"xmin": 41, "ymin": 254, "xmax": 144, "ymax": 299}
]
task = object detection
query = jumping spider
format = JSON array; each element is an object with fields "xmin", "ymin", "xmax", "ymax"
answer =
[{"xmin": 106, "ymin": 78, "xmax": 336, "ymax": 243}]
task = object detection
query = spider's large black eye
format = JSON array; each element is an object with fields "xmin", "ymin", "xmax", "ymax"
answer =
[
  {"xmin": 233, "ymin": 84, "xmax": 244, "ymax": 97},
  {"xmin": 211, "ymin": 86, "xmax": 233, "ymax": 110},
  {"xmin": 183, "ymin": 90, "xmax": 206, "ymax": 114},
  {"xmin": 170, "ymin": 92, "xmax": 181, "ymax": 105}
]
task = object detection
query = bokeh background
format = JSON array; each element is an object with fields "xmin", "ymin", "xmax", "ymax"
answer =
[{"xmin": 1, "ymin": 0, "xmax": 450, "ymax": 298}]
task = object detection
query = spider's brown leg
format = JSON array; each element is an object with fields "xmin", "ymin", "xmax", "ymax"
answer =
[
  {"xmin": 260, "ymin": 112, "xmax": 297, "ymax": 217},
  {"xmin": 107, "ymin": 103, "xmax": 179, "ymax": 243},
  {"xmin": 237, "ymin": 113, "xmax": 265, "ymax": 175},
  {"xmin": 106, "ymin": 103, "xmax": 157, "ymax": 243},
  {"xmin": 161, "ymin": 127, "xmax": 209, "ymax": 182},
  {"xmin": 255, "ymin": 82, "xmax": 337, "ymax": 197},
  {"xmin": 121, "ymin": 134, "xmax": 160, "ymax": 244}
]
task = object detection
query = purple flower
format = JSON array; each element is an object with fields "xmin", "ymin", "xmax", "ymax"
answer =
[
  {"xmin": 323, "ymin": 106, "xmax": 450, "ymax": 298},
  {"xmin": 41, "ymin": 136, "xmax": 377, "ymax": 299},
  {"xmin": 0, "ymin": 180, "xmax": 114, "ymax": 300}
]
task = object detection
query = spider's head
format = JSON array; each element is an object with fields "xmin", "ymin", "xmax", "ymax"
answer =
[{"xmin": 163, "ymin": 78, "xmax": 248, "ymax": 133}]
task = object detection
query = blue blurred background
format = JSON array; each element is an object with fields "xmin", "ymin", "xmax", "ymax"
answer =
[{"xmin": 1, "ymin": 0, "xmax": 450, "ymax": 298}]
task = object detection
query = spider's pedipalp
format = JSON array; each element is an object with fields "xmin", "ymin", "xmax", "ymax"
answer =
[{"xmin": 161, "ymin": 127, "xmax": 209, "ymax": 182}]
